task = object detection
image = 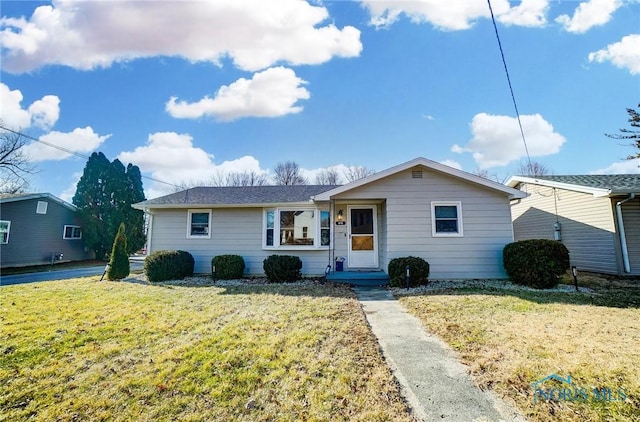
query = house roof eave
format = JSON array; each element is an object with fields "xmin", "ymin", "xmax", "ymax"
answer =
[{"xmin": 506, "ymin": 176, "xmax": 614, "ymax": 197}]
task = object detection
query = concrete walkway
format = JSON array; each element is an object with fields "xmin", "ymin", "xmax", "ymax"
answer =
[{"xmin": 354, "ymin": 287, "xmax": 525, "ymax": 422}]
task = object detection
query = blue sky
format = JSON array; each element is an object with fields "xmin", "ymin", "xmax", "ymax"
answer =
[{"xmin": 1, "ymin": 0, "xmax": 639, "ymax": 201}]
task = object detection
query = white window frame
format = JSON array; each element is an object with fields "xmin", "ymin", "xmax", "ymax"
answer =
[
  {"xmin": 0, "ymin": 220, "xmax": 10, "ymax": 244},
  {"xmin": 187, "ymin": 209, "xmax": 212, "ymax": 239},
  {"xmin": 63, "ymin": 225, "xmax": 82, "ymax": 240},
  {"xmin": 263, "ymin": 207, "xmax": 331, "ymax": 250},
  {"xmin": 431, "ymin": 201, "xmax": 463, "ymax": 237}
]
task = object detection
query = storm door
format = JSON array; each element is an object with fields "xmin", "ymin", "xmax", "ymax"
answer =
[{"xmin": 347, "ymin": 206, "xmax": 378, "ymax": 268}]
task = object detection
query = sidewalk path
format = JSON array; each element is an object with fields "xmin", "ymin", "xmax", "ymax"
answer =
[{"xmin": 354, "ymin": 286, "xmax": 525, "ymax": 422}]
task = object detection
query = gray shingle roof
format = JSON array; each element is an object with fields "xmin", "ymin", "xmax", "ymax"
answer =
[
  {"xmin": 530, "ymin": 175, "xmax": 639, "ymax": 193},
  {"xmin": 135, "ymin": 185, "xmax": 340, "ymax": 207}
]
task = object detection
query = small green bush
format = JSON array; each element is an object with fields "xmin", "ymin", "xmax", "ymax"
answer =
[
  {"xmin": 503, "ymin": 239, "xmax": 570, "ymax": 289},
  {"xmin": 388, "ymin": 256, "xmax": 430, "ymax": 287},
  {"xmin": 212, "ymin": 254, "xmax": 245, "ymax": 280},
  {"xmin": 144, "ymin": 250, "xmax": 194, "ymax": 282},
  {"xmin": 263, "ymin": 255, "xmax": 302, "ymax": 283},
  {"xmin": 107, "ymin": 222, "xmax": 130, "ymax": 280}
]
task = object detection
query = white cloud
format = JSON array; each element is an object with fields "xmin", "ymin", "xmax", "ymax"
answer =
[
  {"xmin": 361, "ymin": 0, "xmax": 549, "ymax": 30},
  {"xmin": 439, "ymin": 160, "xmax": 463, "ymax": 170},
  {"xmin": 0, "ymin": 0, "xmax": 362, "ymax": 73},
  {"xmin": 166, "ymin": 67, "xmax": 310, "ymax": 121},
  {"xmin": 555, "ymin": 0, "xmax": 620, "ymax": 33},
  {"xmin": 452, "ymin": 113, "xmax": 566, "ymax": 168},
  {"xmin": 588, "ymin": 34, "xmax": 640, "ymax": 75},
  {"xmin": 117, "ymin": 132, "xmax": 269, "ymax": 199},
  {"xmin": 592, "ymin": 159, "xmax": 640, "ymax": 174},
  {"xmin": 23, "ymin": 126, "xmax": 109, "ymax": 162},
  {"xmin": 498, "ymin": 0, "xmax": 549, "ymax": 27},
  {"xmin": 58, "ymin": 172, "xmax": 82, "ymax": 203},
  {"xmin": 0, "ymin": 82, "xmax": 60, "ymax": 129}
]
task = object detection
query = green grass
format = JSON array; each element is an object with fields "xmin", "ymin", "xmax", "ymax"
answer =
[
  {"xmin": 397, "ymin": 278, "xmax": 640, "ymax": 421},
  {"xmin": 1, "ymin": 278, "xmax": 412, "ymax": 421}
]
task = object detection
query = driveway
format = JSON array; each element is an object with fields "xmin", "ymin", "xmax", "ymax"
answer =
[{"xmin": 1, "ymin": 260, "xmax": 144, "ymax": 286}]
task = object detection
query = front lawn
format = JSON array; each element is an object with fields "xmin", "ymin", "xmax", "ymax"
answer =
[
  {"xmin": 396, "ymin": 278, "xmax": 640, "ymax": 421},
  {"xmin": 1, "ymin": 278, "xmax": 413, "ymax": 421}
]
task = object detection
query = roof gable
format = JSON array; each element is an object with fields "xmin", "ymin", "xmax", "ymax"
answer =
[{"xmin": 313, "ymin": 157, "xmax": 526, "ymax": 200}]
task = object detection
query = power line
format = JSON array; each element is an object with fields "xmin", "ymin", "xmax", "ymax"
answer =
[
  {"xmin": 486, "ymin": 0, "xmax": 533, "ymax": 170},
  {"xmin": 0, "ymin": 124, "xmax": 180, "ymax": 188}
]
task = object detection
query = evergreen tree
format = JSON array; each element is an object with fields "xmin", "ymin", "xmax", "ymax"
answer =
[
  {"xmin": 73, "ymin": 152, "xmax": 146, "ymax": 259},
  {"xmin": 107, "ymin": 223, "xmax": 129, "ymax": 280}
]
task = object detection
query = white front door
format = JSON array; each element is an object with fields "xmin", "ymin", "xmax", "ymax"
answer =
[{"xmin": 348, "ymin": 206, "xmax": 378, "ymax": 268}]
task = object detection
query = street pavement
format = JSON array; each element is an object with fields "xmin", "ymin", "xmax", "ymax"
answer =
[{"xmin": 0, "ymin": 260, "xmax": 144, "ymax": 286}]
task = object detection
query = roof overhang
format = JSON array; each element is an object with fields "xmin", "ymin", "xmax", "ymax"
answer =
[
  {"xmin": 0, "ymin": 192, "xmax": 77, "ymax": 211},
  {"xmin": 506, "ymin": 176, "xmax": 616, "ymax": 197},
  {"xmin": 313, "ymin": 157, "xmax": 527, "ymax": 201}
]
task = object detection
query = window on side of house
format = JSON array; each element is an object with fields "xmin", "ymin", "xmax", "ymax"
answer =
[
  {"xmin": 264, "ymin": 208, "xmax": 330, "ymax": 249},
  {"xmin": 0, "ymin": 220, "xmax": 10, "ymax": 244},
  {"xmin": 36, "ymin": 201, "xmax": 48, "ymax": 214},
  {"xmin": 431, "ymin": 201, "xmax": 463, "ymax": 237},
  {"xmin": 63, "ymin": 225, "xmax": 82, "ymax": 239},
  {"xmin": 187, "ymin": 210, "xmax": 212, "ymax": 238}
]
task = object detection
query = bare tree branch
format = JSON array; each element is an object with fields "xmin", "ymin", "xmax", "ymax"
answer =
[
  {"xmin": 315, "ymin": 168, "xmax": 342, "ymax": 185},
  {"xmin": 273, "ymin": 161, "xmax": 308, "ymax": 185},
  {"xmin": 344, "ymin": 165, "xmax": 375, "ymax": 182},
  {"xmin": 606, "ymin": 103, "xmax": 640, "ymax": 160},
  {"xmin": 517, "ymin": 161, "xmax": 551, "ymax": 177},
  {"xmin": 0, "ymin": 126, "xmax": 36, "ymax": 193}
]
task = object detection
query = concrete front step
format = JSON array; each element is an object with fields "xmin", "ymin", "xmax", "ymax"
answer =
[{"xmin": 326, "ymin": 271, "xmax": 389, "ymax": 286}]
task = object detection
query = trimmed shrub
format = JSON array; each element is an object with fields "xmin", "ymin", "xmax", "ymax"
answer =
[
  {"xmin": 107, "ymin": 222, "xmax": 130, "ymax": 280},
  {"xmin": 263, "ymin": 255, "xmax": 302, "ymax": 283},
  {"xmin": 503, "ymin": 239, "xmax": 570, "ymax": 289},
  {"xmin": 388, "ymin": 256, "xmax": 430, "ymax": 287},
  {"xmin": 212, "ymin": 254, "xmax": 245, "ymax": 280},
  {"xmin": 144, "ymin": 250, "xmax": 194, "ymax": 282}
]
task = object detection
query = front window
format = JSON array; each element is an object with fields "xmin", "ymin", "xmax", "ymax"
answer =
[
  {"xmin": 0, "ymin": 221, "xmax": 10, "ymax": 244},
  {"xmin": 187, "ymin": 210, "xmax": 212, "ymax": 238},
  {"xmin": 264, "ymin": 208, "xmax": 330, "ymax": 248},
  {"xmin": 63, "ymin": 225, "xmax": 82, "ymax": 239},
  {"xmin": 431, "ymin": 201, "xmax": 463, "ymax": 237}
]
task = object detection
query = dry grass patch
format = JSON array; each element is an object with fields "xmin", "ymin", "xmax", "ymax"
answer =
[
  {"xmin": 397, "ymin": 279, "xmax": 640, "ymax": 421},
  {"xmin": 1, "ymin": 277, "xmax": 413, "ymax": 421}
]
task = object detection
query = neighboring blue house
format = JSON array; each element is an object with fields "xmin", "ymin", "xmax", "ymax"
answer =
[{"xmin": 0, "ymin": 193, "xmax": 92, "ymax": 268}]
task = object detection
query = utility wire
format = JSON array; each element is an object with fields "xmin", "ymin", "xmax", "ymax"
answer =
[
  {"xmin": 0, "ymin": 124, "xmax": 180, "ymax": 188},
  {"xmin": 486, "ymin": 0, "xmax": 533, "ymax": 171}
]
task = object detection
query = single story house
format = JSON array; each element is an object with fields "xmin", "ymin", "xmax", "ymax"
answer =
[
  {"xmin": 507, "ymin": 174, "xmax": 640, "ymax": 276},
  {"xmin": 0, "ymin": 193, "xmax": 92, "ymax": 268},
  {"xmin": 133, "ymin": 157, "xmax": 526, "ymax": 280}
]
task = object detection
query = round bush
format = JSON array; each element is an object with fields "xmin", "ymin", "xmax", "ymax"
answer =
[
  {"xmin": 212, "ymin": 254, "xmax": 245, "ymax": 280},
  {"xmin": 263, "ymin": 255, "xmax": 302, "ymax": 283},
  {"xmin": 503, "ymin": 239, "xmax": 570, "ymax": 289},
  {"xmin": 388, "ymin": 256, "xmax": 430, "ymax": 287},
  {"xmin": 144, "ymin": 250, "xmax": 194, "ymax": 282}
]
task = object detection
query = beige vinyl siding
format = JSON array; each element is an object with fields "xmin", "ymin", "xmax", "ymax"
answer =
[
  {"xmin": 511, "ymin": 184, "xmax": 618, "ymax": 274},
  {"xmin": 618, "ymin": 198, "xmax": 640, "ymax": 275},
  {"xmin": 333, "ymin": 167, "xmax": 514, "ymax": 279},
  {"xmin": 148, "ymin": 208, "xmax": 332, "ymax": 275}
]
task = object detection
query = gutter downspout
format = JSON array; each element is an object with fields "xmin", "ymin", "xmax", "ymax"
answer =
[{"xmin": 615, "ymin": 193, "xmax": 635, "ymax": 273}]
